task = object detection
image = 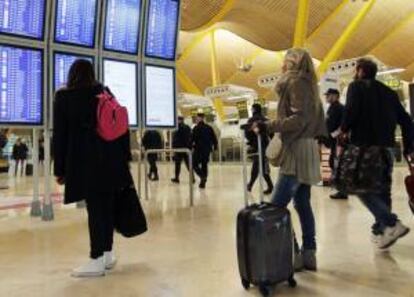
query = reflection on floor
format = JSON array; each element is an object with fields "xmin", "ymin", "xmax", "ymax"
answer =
[{"xmin": 0, "ymin": 164, "xmax": 413, "ymax": 297}]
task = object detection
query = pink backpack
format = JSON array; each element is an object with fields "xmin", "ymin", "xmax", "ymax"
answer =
[{"xmin": 96, "ymin": 90, "xmax": 129, "ymax": 141}]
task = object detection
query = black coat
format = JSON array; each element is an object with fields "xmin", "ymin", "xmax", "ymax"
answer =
[
  {"xmin": 325, "ymin": 101, "xmax": 345, "ymax": 147},
  {"xmin": 192, "ymin": 121, "xmax": 218, "ymax": 156},
  {"xmin": 243, "ymin": 112, "xmax": 270, "ymax": 154},
  {"xmin": 172, "ymin": 123, "xmax": 192, "ymax": 149},
  {"xmin": 342, "ymin": 79, "xmax": 414, "ymax": 153},
  {"xmin": 12, "ymin": 143, "xmax": 28, "ymax": 160},
  {"xmin": 142, "ymin": 130, "xmax": 163, "ymax": 161},
  {"xmin": 53, "ymin": 84, "xmax": 131, "ymax": 204}
]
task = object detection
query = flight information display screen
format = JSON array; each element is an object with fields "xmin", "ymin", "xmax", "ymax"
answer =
[
  {"xmin": 0, "ymin": 45, "xmax": 43, "ymax": 125},
  {"xmin": 54, "ymin": 53, "xmax": 94, "ymax": 91},
  {"xmin": 145, "ymin": 0, "xmax": 179, "ymax": 60},
  {"xmin": 144, "ymin": 65, "xmax": 176, "ymax": 127},
  {"xmin": 0, "ymin": 0, "xmax": 46, "ymax": 40},
  {"xmin": 55, "ymin": 0, "xmax": 98, "ymax": 47},
  {"xmin": 103, "ymin": 59, "xmax": 138, "ymax": 126},
  {"xmin": 104, "ymin": 0, "xmax": 142, "ymax": 54}
]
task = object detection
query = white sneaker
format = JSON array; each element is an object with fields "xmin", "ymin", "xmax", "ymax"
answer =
[
  {"xmin": 376, "ymin": 221, "xmax": 410, "ymax": 250},
  {"xmin": 71, "ymin": 257, "xmax": 106, "ymax": 278},
  {"xmin": 104, "ymin": 251, "xmax": 117, "ymax": 270}
]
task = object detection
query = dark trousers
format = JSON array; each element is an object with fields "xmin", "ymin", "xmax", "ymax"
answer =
[
  {"xmin": 193, "ymin": 152, "xmax": 209, "ymax": 180},
  {"xmin": 249, "ymin": 155, "xmax": 273, "ymax": 190},
  {"xmin": 86, "ymin": 191, "xmax": 116, "ymax": 259},
  {"xmin": 147, "ymin": 154, "xmax": 158, "ymax": 179},
  {"xmin": 174, "ymin": 153, "xmax": 190, "ymax": 180},
  {"xmin": 330, "ymin": 143, "xmax": 347, "ymax": 195}
]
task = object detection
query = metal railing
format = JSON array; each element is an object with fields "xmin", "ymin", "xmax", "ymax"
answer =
[{"xmin": 143, "ymin": 148, "xmax": 194, "ymax": 207}]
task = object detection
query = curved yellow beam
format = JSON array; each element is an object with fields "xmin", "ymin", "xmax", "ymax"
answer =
[
  {"xmin": 178, "ymin": 29, "xmax": 213, "ymax": 63},
  {"xmin": 293, "ymin": 0, "xmax": 310, "ymax": 47},
  {"xmin": 177, "ymin": 68, "xmax": 202, "ymax": 95},
  {"xmin": 317, "ymin": 0, "xmax": 377, "ymax": 77},
  {"xmin": 307, "ymin": 0, "xmax": 349, "ymax": 43},
  {"xmin": 188, "ymin": 0, "xmax": 236, "ymax": 32}
]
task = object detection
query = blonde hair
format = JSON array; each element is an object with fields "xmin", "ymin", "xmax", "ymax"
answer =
[{"xmin": 284, "ymin": 48, "xmax": 321, "ymax": 107}]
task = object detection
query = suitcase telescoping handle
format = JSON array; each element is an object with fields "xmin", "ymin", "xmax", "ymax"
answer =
[{"xmin": 241, "ymin": 133, "xmax": 265, "ymax": 207}]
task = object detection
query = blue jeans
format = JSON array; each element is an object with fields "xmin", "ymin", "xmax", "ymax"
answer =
[
  {"xmin": 271, "ymin": 174, "xmax": 316, "ymax": 250},
  {"xmin": 359, "ymin": 193, "xmax": 398, "ymax": 235}
]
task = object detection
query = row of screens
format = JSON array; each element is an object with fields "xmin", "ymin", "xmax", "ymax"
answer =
[
  {"xmin": 0, "ymin": 0, "xmax": 180, "ymax": 60},
  {"xmin": 0, "ymin": 44, "xmax": 176, "ymax": 127}
]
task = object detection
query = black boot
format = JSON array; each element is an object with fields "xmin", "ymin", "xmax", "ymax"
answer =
[{"xmin": 171, "ymin": 178, "xmax": 180, "ymax": 184}]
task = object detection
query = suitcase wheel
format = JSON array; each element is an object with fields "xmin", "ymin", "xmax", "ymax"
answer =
[
  {"xmin": 241, "ymin": 279, "xmax": 250, "ymax": 290},
  {"xmin": 259, "ymin": 284, "xmax": 270, "ymax": 297},
  {"xmin": 288, "ymin": 276, "xmax": 297, "ymax": 288}
]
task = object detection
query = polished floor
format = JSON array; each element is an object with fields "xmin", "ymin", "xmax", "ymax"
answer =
[{"xmin": 0, "ymin": 163, "xmax": 413, "ymax": 297}]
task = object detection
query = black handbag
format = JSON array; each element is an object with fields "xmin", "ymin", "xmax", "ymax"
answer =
[
  {"xmin": 335, "ymin": 145, "xmax": 393, "ymax": 195},
  {"xmin": 114, "ymin": 185, "xmax": 148, "ymax": 238}
]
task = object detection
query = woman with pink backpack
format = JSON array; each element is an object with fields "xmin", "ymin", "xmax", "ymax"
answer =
[{"xmin": 53, "ymin": 60, "xmax": 134, "ymax": 277}]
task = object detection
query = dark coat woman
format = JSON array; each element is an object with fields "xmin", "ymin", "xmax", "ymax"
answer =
[{"xmin": 53, "ymin": 59, "xmax": 131, "ymax": 278}]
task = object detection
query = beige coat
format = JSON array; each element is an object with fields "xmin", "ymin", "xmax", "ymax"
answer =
[{"xmin": 267, "ymin": 73, "xmax": 326, "ymax": 185}]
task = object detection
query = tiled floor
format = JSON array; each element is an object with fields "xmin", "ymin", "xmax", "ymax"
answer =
[{"xmin": 0, "ymin": 164, "xmax": 413, "ymax": 297}]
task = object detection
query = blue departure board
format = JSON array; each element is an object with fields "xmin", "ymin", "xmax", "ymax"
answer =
[
  {"xmin": 0, "ymin": 0, "xmax": 46, "ymax": 40},
  {"xmin": 55, "ymin": 0, "xmax": 98, "ymax": 47},
  {"xmin": 54, "ymin": 53, "xmax": 94, "ymax": 91},
  {"xmin": 145, "ymin": 0, "xmax": 180, "ymax": 60},
  {"xmin": 0, "ymin": 45, "xmax": 43, "ymax": 125},
  {"xmin": 104, "ymin": 0, "xmax": 142, "ymax": 54}
]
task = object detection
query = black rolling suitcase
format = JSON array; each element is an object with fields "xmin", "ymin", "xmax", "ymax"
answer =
[{"xmin": 237, "ymin": 135, "xmax": 296, "ymax": 296}]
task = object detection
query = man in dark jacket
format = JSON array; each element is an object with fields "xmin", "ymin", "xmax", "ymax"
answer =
[
  {"xmin": 171, "ymin": 116, "xmax": 192, "ymax": 183},
  {"xmin": 342, "ymin": 58, "xmax": 414, "ymax": 250},
  {"xmin": 142, "ymin": 130, "xmax": 163, "ymax": 181},
  {"xmin": 324, "ymin": 88, "xmax": 348, "ymax": 200},
  {"xmin": 192, "ymin": 113, "xmax": 218, "ymax": 189},
  {"xmin": 12, "ymin": 138, "xmax": 28, "ymax": 176},
  {"xmin": 244, "ymin": 104, "xmax": 273, "ymax": 194}
]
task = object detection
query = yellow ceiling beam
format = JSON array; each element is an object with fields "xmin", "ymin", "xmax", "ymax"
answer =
[
  {"xmin": 293, "ymin": 0, "xmax": 311, "ymax": 47},
  {"xmin": 369, "ymin": 12, "xmax": 414, "ymax": 53},
  {"xmin": 224, "ymin": 48, "xmax": 264, "ymax": 83},
  {"xmin": 178, "ymin": 29, "xmax": 213, "ymax": 64},
  {"xmin": 306, "ymin": 0, "xmax": 349, "ymax": 43},
  {"xmin": 177, "ymin": 68, "xmax": 203, "ymax": 95},
  {"xmin": 317, "ymin": 0, "xmax": 377, "ymax": 77},
  {"xmin": 188, "ymin": 0, "xmax": 236, "ymax": 33},
  {"xmin": 209, "ymin": 30, "xmax": 225, "ymax": 121}
]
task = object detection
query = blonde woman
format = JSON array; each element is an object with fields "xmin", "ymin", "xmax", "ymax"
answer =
[{"xmin": 263, "ymin": 49, "xmax": 326, "ymax": 271}]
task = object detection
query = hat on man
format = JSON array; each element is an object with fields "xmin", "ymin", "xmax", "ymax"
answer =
[{"xmin": 324, "ymin": 88, "xmax": 340, "ymax": 96}]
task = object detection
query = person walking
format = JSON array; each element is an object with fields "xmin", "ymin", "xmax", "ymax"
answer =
[
  {"xmin": 12, "ymin": 138, "xmax": 28, "ymax": 177},
  {"xmin": 244, "ymin": 104, "xmax": 273, "ymax": 195},
  {"xmin": 259, "ymin": 48, "xmax": 326, "ymax": 271},
  {"xmin": 341, "ymin": 58, "xmax": 414, "ymax": 249},
  {"xmin": 324, "ymin": 88, "xmax": 348, "ymax": 200},
  {"xmin": 171, "ymin": 116, "xmax": 193, "ymax": 184},
  {"xmin": 192, "ymin": 113, "xmax": 218, "ymax": 189},
  {"xmin": 53, "ymin": 59, "xmax": 132, "ymax": 277},
  {"xmin": 142, "ymin": 130, "xmax": 163, "ymax": 181}
]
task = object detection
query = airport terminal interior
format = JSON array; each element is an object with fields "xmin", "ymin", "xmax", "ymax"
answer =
[{"xmin": 1, "ymin": 0, "xmax": 414, "ymax": 296}]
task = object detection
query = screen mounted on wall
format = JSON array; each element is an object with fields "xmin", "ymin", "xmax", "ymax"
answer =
[
  {"xmin": 0, "ymin": 44, "xmax": 43, "ymax": 125},
  {"xmin": 145, "ymin": 0, "xmax": 180, "ymax": 61},
  {"xmin": 54, "ymin": 0, "xmax": 98, "ymax": 48},
  {"xmin": 0, "ymin": 0, "xmax": 46, "ymax": 40},
  {"xmin": 144, "ymin": 64, "xmax": 176, "ymax": 128},
  {"xmin": 103, "ymin": 59, "xmax": 138, "ymax": 126},
  {"xmin": 104, "ymin": 0, "xmax": 142, "ymax": 54}
]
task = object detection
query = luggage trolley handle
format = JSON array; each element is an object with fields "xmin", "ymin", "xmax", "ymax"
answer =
[{"xmin": 241, "ymin": 133, "xmax": 265, "ymax": 207}]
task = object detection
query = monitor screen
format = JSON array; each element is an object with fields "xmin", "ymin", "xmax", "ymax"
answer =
[
  {"xmin": 145, "ymin": 65, "xmax": 176, "ymax": 127},
  {"xmin": 0, "ymin": 45, "xmax": 43, "ymax": 125},
  {"xmin": 53, "ymin": 52, "xmax": 94, "ymax": 91},
  {"xmin": 54, "ymin": 0, "xmax": 98, "ymax": 47},
  {"xmin": 103, "ymin": 59, "xmax": 138, "ymax": 126},
  {"xmin": 104, "ymin": 0, "xmax": 142, "ymax": 54},
  {"xmin": 145, "ymin": 0, "xmax": 180, "ymax": 60},
  {"xmin": 0, "ymin": 0, "xmax": 46, "ymax": 40}
]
